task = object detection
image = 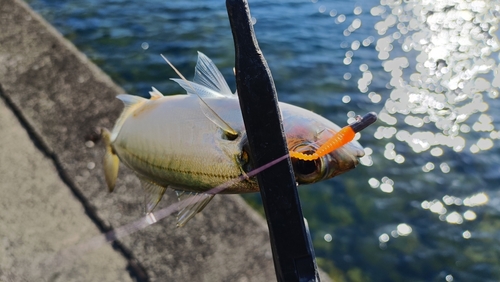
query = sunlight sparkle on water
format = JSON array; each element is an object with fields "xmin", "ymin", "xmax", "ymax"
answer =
[
  {"xmin": 369, "ymin": 0, "xmax": 500, "ymax": 156},
  {"xmin": 358, "ymin": 68, "xmax": 373, "ymax": 93},
  {"xmin": 422, "ymin": 162, "xmax": 435, "ymax": 172},
  {"xmin": 463, "ymin": 192, "xmax": 489, "ymax": 207},
  {"xmin": 490, "ymin": 131, "xmax": 500, "ymax": 139},
  {"xmin": 396, "ymin": 223, "xmax": 412, "ymax": 236},
  {"xmin": 463, "ymin": 210, "xmax": 477, "ymax": 221},
  {"xmin": 360, "ymin": 147, "xmax": 374, "ymax": 166},
  {"xmin": 353, "ymin": 6, "xmax": 362, "ymax": 16},
  {"xmin": 374, "ymin": 126, "xmax": 397, "ymax": 139},
  {"xmin": 380, "ymin": 183, "xmax": 393, "ymax": 193},
  {"xmin": 445, "ymin": 212, "xmax": 463, "ymax": 224},
  {"xmin": 388, "ymin": 130, "xmax": 467, "ymax": 153},
  {"xmin": 394, "ymin": 154, "xmax": 405, "ymax": 164},
  {"xmin": 442, "ymin": 195, "xmax": 462, "ymax": 206},
  {"xmin": 476, "ymin": 138, "xmax": 494, "ymax": 151},
  {"xmin": 342, "ymin": 95, "xmax": 351, "ymax": 103},
  {"xmin": 379, "ymin": 176, "xmax": 394, "ymax": 193},
  {"xmin": 440, "ymin": 162, "xmax": 450, "ymax": 173},
  {"xmin": 352, "ymin": 41, "xmax": 361, "ymax": 51},
  {"xmin": 422, "ymin": 200, "xmax": 447, "ymax": 215},
  {"xmin": 430, "ymin": 147, "xmax": 443, "ymax": 156},
  {"xmin": 379, "ymin": 233, "xmax": 390, "ymax": 243},
  {"xmin": 463, "ymin": 230, "xmax": 472, "ymax": 239},
  {"xmin": 336, "ymin": 14, "xmax": 346, "ymax": 24},
  {"xmin": 350, "ymin": 18, "xmax": 362, "ymax": 31},
  {"xmin": 367, "ymin": 176, "xmax": 394, "ymax": 192},
  {"xmin": 368, "ymin": 177, "xmax": 380, "ymax": 188}
]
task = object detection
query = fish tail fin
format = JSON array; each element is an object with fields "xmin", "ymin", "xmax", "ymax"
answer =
[{"xmin": 101, "ymin": 127, "xmax": 120, "ymax": 192}]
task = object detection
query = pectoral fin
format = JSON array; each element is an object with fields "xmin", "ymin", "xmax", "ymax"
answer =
[
  {"xmin": 175, "ymin": 190, "xmax": 215, "ymax": 227},
  {"xmin": 101, "ymin": 128, "xmax": 120, "ymax": 192}
]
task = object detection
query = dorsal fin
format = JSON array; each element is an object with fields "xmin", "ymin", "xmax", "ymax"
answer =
[
  {"xmin": 194, "ymin": 52, "xmax": 234, "ymax": 97},
  {"xmin": 161, "ymin": 53, "xmax": 238, "ymax": 139},
  {"xmin": 171, "ymin": 78, "xmax": 224, "ymax": 98},
  {"xmin": 149, "ymin": 87, "xmax": 164, "ymax": 100}
]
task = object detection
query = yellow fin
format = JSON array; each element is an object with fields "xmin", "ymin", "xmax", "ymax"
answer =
[{"xmin": 101, "ymin": 128, "xmax": 120, "ymax": 192}]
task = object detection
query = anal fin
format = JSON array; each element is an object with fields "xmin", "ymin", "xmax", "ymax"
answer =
[
  {"xmin": 175, "ymin": 190, "xmax": 215, "ymax": 227},
  {"xmin": 138, "ymin": 176, "xmax": 167, "ymax": 213}
]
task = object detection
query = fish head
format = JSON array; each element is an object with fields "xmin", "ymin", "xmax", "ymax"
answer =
[
  {"xmin": 280, "ymin": 103, "xmax": 365, "ymax": 184},
  {"xmin": 288, "ymin": 137, "xmax": 364, "ymax": 184}
]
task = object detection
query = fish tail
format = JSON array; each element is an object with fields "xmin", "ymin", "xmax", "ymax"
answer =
[{"xmin": 101, "ymin": 127, "xmax": 120, "ymax": 192}]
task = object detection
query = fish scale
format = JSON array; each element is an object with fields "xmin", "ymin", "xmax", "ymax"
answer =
[{"xmin": 114, "ymin": 94, "xmax": 250, "ymax": 192}]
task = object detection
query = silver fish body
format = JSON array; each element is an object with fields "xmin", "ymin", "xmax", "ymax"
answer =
[
  {"xmin": 111, "ymin": 94, "xmax": 254, "ymax": 194},
  {"xmin": 102, "ymin": 52, "xmax": 365, "ymax": 226}
]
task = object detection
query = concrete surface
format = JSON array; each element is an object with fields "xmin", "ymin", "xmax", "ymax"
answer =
[
  {"xmin": 0, "ymin": 0, "xmax": 332, "ymax": 281},
  {"xmin": 0, "ymin": 95, "xmax": 134, "ymax": 282}
]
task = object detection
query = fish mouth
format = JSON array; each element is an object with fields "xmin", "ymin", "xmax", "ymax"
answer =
[
  {"xmin": 290, "ymin": 141, "xmax": 364, "ymax": 184},
  {"xmin": 324, "ymin": 142, "xmax": 364, "ymax": 177}
]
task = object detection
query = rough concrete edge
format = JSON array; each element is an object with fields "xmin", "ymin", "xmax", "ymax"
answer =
[
  {"xmin": 1, "ymin": 0, "xmax": 149, "ymax": 280},
  {"xmin": 0, "ymin": 86, "xmax": 149, "ymax": 282}
]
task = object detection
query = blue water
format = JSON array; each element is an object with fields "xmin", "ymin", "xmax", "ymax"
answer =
[{"xmin": 26, "ymin": 0, "xmax": 500, "ymax": 281}]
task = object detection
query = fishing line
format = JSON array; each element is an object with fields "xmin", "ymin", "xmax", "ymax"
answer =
[
  {"xmin": 51, "ymin": 154, "xmax": 289, "ymax": 266},
  {"xmin": 54, "ymin": 112, "xmax": 376, "ymax": 265}
]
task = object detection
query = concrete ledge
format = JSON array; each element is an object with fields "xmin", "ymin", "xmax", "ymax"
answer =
[{"xmin": 0, "ymin": 86, "xmax": 135, "ymax": 282}]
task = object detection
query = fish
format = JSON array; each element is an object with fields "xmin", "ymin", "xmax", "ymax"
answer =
[{"xmin": 101, "ymin": 52, "xmax": 365, "ymax": 227}]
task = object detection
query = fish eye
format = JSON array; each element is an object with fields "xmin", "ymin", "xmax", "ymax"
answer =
[
  {"xmin": 224, "ymin": 131, "xmax": 238, "ymax": 141},
  {"xmin": 218, "ymin": 128, "xmax": 239, "ymax": 141}
]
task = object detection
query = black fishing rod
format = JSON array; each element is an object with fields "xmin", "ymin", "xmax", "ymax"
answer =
[{"xmin": 226, "ymin": 1, "xmax": 320, "ymax": 281}]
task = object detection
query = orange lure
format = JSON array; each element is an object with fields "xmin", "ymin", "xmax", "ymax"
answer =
[{"xmin": 289, "ymin": 112, "xmax": 377, "ymax": 161}]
